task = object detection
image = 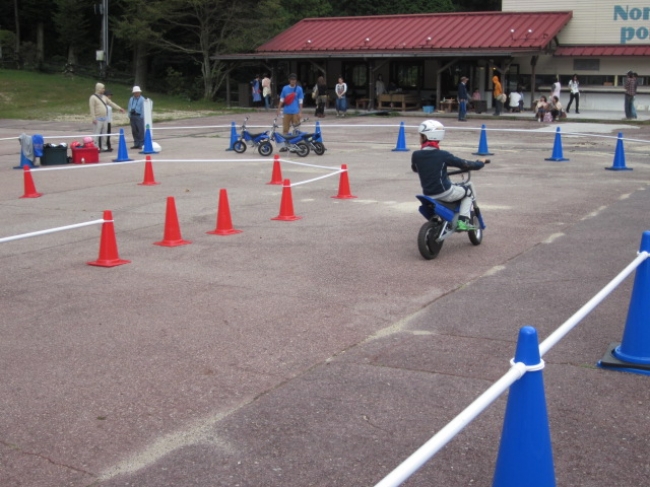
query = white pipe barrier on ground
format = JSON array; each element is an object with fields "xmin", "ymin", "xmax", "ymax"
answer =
[
  {"xmin": 0, "ymin": 219, "xmax": 107, "ymax": 244},
  {"xmin": 374, "ymin": 249, "xmax": 650, "ymax": 487}
]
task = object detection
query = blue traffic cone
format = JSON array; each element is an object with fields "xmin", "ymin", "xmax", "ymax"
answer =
[
  {"xmin": 14, "ymin": 151, "xmax": 37, "ymax": 170},
  {"xmin": 112, "ymin": 129, "xmax": 133, "ymax": 162},
  {"xmin": 544, "ymin": 127, "xmax": 569, "ymax": 162},
  {"xmin": 314, "ymin": 121, "xmax": 323, "ymax": 143},
  {"xmin": 598, "ymin": 231, "xmax": 650, "ymax": 375},
  {"xmin": 226, "ymin": 121, "xmax": 238, "ymax": 151},
  {"xmin": 391, "ymin": 122, "xmax": 409, "ymax": 152},
  {"xmin": 493, "ymin": 326, "xmax": 556, "ymax": 487},
  {"xmin": 472, "ymin": 124, "xmax": 494, "ymax": 156},
  {"xmin": 140, "ymin": 126, "xmax": 159, "ymax": 154},
  {"xmin": 605, "ymin": 132, "xmax": 632, "ymax": 171}
]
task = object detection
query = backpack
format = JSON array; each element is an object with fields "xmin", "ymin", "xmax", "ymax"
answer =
[{"xmin": 543, "ymin": 112, "xmax": 553, "ymax": 123}]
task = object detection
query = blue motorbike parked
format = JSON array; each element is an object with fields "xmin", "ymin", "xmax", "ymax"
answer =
[
  {"xmin": 268, "ymin": 118, "xmax": 310, "ymax": 157},
  {"xmin": 416, "ymin": 165, "xmax": 489, "ymax": 260},
  {"xmin": 290, "ymin": 119, "xmax": 327, "ymax": 156},
  {"xmin": 233, "ymin": 117, "xmax": 274, "ymax": 156}
]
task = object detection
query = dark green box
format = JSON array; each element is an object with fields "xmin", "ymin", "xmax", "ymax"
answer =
[{"xmin": 41, "ymin": 145, "xmax": 69, "ymax": 165}]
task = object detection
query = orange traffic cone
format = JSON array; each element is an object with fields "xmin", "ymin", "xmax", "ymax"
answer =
[
  {"xmin": 154, "ymin": 196, "xmax": 192, "ymax": 247},
  {"xmin": 267, "ymin": 155, "xmax": 283, "ymax": 185},
  {"xmin": 272, "ymin": 179, "xmax": 301, "ymax": 221},
  {"xmin": 331, "ymin": 164, "xmax": 357, "ymax": 199},
  {"xmin": 20, "ymin": 166, "xmax": 42, "ymax": 198},
  {"xmin": 87, "ymin": 210, "xmax": 131, "ymax": 267},
  {"xmin": 207, "ymin": 189, "xmax": 242, "ymax": 236},
  {"xmin": 138, "ymin": 156, "xmax": 160, "ymax": 186}
]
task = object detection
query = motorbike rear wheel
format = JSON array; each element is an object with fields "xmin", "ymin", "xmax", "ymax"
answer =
[
  {"xmin": 296, "ymin": 142, "xmax": 310, "ymax": 157},
  {"xmin": 468, "ymin": 209, "xmax": 482, "ymax": 245},
  {"xmin": 312, "ymin": 142, "xmax": 326, "ymax": 156},
  {"xmin": 258, "ymin": 141, "xmax": 273, "ymax": 157},
  {"xmin": 418, "ymin": 220, "xmax": 444, "ymax": 260},
  {"xmin": 233, "ymin": 140, "xmax": 247, "ymax": 154}
]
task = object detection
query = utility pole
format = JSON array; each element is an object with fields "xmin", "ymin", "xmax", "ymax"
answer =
[{"xmin": 96, "ymin": 0, "xmax": 109, "ymax": 78}]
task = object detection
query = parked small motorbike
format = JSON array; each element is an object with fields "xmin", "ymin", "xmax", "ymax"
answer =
[
  {"xmin": 233, "ymin": 117, "xmax": 273, "ymax": 156},
  {"xmin": 416, "ymin": 164, "xmax": 489, "ymax": 260},
  {"xmin": 268, "ymin": 118, "xmax": 310, "ymax": 157}
]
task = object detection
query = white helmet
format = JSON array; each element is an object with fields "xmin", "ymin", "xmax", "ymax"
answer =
[{"xmin": 418, "ymin": 119, "xmax": 445, "ymax": 141}]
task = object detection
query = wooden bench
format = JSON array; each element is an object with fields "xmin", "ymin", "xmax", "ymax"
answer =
[
  {"xmin": 355, "ymin": 98, "xmax": 370, "ymax": 110},
  {"xmin": 377, "ymin": 93, "xmax": 420, "ymax": 111}
]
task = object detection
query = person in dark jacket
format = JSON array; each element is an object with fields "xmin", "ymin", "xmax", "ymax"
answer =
[
  {"xmin": 411, "ymin": 119, "xmax": 487, "ymax": 231},
  {"xmin": 457, "ymin": 76, "xmax": 469, "ymax": 121}
]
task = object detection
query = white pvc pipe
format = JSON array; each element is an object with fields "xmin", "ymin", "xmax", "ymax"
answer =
[
  {"xmin": 0, "ymin": 219, "xmax": 106, "ymax": 244},
  {"xmin": 539, "ymin": 250, "xmax": 649, "ymax": 356},
  {"xmin": 375, "ymin": 250, "xmax": 649, "ymax": 487},
  {"xmin": 374, "ymin": 363, "xmax": 527, "ymax": 487}
]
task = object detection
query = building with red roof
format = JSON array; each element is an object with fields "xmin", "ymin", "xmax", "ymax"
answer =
[{"xmin": 217, "ymin": 2, "xmax": 649, "ymax": 113}]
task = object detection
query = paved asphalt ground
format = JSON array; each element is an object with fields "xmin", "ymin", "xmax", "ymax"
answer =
[{"xmin": 1, "ymin": 109, "xmax": 649, "ymax": 487}]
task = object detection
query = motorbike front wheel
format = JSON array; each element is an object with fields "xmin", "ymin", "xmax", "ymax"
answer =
[
  {"xmin": 258, "ymin": 141, "xmax": 273, "ymax": 157},
  {"xmin": 418, "ymin": 220, "xmax": 444, "ymax": 260},
  {"xmin": 296, "ymin": 142, "xmax": 310, "ymax": 157},
  {"xmin": 312, "ymin": 142, "xmax": 326, "ymax": 156},
  {"xmin": 468, "ymin": 209, "xmax": 482, "ymax": 245},
  {"xmin": 233, "ymin": 140, "xmax": 247, "ymax": 154}
]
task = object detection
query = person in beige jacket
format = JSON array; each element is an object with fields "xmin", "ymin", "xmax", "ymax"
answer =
[{"xmin": 89, "ymin": 83, "xmax": 124, "ymax": 152}]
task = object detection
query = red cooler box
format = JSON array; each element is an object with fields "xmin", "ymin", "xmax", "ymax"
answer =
[{"xmin": 71, "ymin": 146, "xmax": 100, "ymax": 164}]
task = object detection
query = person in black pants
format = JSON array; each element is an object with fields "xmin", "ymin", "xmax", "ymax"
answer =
[{"xmin": 103, "ymin": 89, "xmax": 114, "ymax": 151}]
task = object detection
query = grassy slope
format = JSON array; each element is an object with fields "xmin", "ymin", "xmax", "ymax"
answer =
[{"xmin": 0, "ymin": 69, "xmax": 229, "ymax": 121}]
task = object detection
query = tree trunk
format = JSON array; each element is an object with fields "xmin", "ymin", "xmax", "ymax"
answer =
[
  {"xmin": 36, "ymin": 22, "xmax": 44, "ymax": 69},
  {"xmin": 13, "ymin": 0, "xmax": 21, "ymax": 67},
  {"xmin": 133, "ymin": 41, "xmax": 148, "ymax": 90}
]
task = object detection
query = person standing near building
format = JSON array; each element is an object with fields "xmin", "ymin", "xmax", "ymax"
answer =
[
  {"xmin": 457, "ymin": 76, "xmax": 469, "ymax": 121},
  {"xmin": 262, "ymin": 73, "xmax": 272, "ymax": 110},
  {"xmin": 551, "ymin": 76, "xmax": 561, "ymax": 100},
  {"xmin": 128, "ymin": 86, "xmax": 146, "ymax": 149},
  {"xmin": 276, "ymin": 73, "xmax": 304, "ymax": 135},
  {"xmin": 624, "ymin": 70, "xmax": 637, "ymax": 119},
  {"xmin": 89, "ymin": 82, "xmax": 124, "ymax": 152},
  {"xmin": 251, "ymin": 74, "xmax": 262, "ymax": 111},
  {"xmin": 375, "ymin": 74, "xmax": 386, "ymax": 108},
  {"xmin": 335, "ymin": 76, "xmax": 348, "ymax": 117},
  {"xmin": 492, "ymin": 75, "xmax": 503, "ymax": 116},
  {"xmin": 566, "ymin": 74, "xmax": 580, "ymax": 114},
  {"xmin": 314, "ymin": 76, "xmax": 328, "ymax": 118}
]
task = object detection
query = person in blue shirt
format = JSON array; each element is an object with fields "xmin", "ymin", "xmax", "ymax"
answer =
[
  {"xmin": 457, "ymin": 76, "xmax": 469, "ymax": 121},
  {"xmin": 276, "ymin": 73, "xmax": 304, "ymax": 135},
  {"xmin": 128, "ymin": 86, "xmax": 146, "ymax": 149}
]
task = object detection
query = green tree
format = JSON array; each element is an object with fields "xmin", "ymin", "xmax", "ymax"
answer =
[
  {"xmin": 329, "ymin": 0, "xmax": 455, "ymax": 16},
  {"xmin": 53, "ymin": 0, "xmax": 92, "ymax": 65},
  {"xmin": 147, "ymin": 0, "xmax": 287, "ymax": 100}
]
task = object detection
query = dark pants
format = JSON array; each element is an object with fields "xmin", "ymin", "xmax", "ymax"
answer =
[
  {"xmin": 103, "ymin": 122, "xmax": 112, "ymax": 150},
  {"xmin": 494, "ymin": 99, "xmax": 503, "ymax": 115},
  {"xmin": 458, "ymin": 99, "xmax": 467, "ymax": 120},
  {"xmin": 130, "ymin": 115, "xmax": 145, "ymax": 148},
  {"xmin": 567, "ymin": 92, "xmax": 580, "ymax": 112},
  {"xmin": 625, "ymin": 94, "xmax": 636, "ymax": 119}
]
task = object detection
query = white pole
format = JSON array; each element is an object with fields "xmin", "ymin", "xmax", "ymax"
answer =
[{"xmin": 0, "ymin": 219, "xmax": 107, "ymax": 244}]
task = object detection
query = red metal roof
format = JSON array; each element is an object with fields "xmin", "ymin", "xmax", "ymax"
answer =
[
  {"xmin": 255, "ymin": 11, "xmax": 573, "ymax": 56},
  {"xmin": 554, "ymin": 45, "xmax": 650, "ymax": 56}
]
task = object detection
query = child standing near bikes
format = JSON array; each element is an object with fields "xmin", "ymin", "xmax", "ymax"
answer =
[{"xmin": 411, "ymin": 120, "xmax": 487, "ymax": 231}]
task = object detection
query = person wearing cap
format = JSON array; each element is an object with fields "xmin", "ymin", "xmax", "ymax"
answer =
[
  {"xmin": 128, "ymin": 86, "xmax": 146, "ymax": 149},
  {"xmin": 89, "ymin": 82, "xmax": 124, "ymax": 152},
  {"xmin": 276, "ymin": 73, "xmax": 304, "ymax": 136},
  {"xmin": 624, "ymin": 71, "xmax": 638, "ymax": 119},
  {"xmin": 457, "ymin": 76, "xmax": 469, "ymax": 121}
]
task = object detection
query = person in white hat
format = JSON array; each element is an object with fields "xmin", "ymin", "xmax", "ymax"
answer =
[
  {"xmin": 89, "ymin": 82, "xmax": 124, "ymax": 152},
  {"xmin": 127, "ymin": 86, "xmax": 145, "ymax": 149}
]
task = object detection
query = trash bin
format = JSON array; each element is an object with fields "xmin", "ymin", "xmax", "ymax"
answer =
[
  {"xmin": 41, "ymin": 144, "xmax": 69, "ymax": 165},
  {"xmin": 238, "ymin": 83, "xmax": 251, "ymax": 107}
]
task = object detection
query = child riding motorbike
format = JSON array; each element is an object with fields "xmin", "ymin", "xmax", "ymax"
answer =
[{"xmin": 411, "ymin": 120, "xmax": 488, "ymax": 231}]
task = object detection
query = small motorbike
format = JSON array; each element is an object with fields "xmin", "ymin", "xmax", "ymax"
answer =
[
  {"xmin": 416, "ymin": 164, "xmax": 489, "ymax": 260},
  {"xmin": 268, "ymin": 118, "xmax": 311, "ymax": 157},
  {"xmin": 290, "ymin": 119, "xmax": 327, "ymax": 156},
  {"xmin": 233, "ymin": 117, "xmax": 273, "ymax": 156}
]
